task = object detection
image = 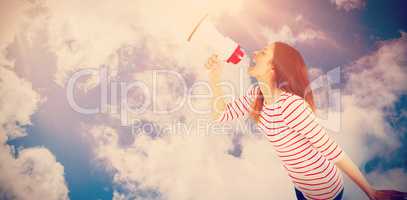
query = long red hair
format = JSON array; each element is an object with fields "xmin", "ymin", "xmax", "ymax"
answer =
[{"xmin": 250, "ymin": 42, "xmax": 316, "ymax": 122}]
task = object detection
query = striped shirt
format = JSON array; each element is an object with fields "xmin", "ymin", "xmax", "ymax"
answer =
[{"xmin": 215, "ymin": 85, "xmax": 345, "ymax": 200}]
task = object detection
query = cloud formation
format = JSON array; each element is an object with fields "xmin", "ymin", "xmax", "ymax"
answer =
[
  {"xmin": 0, "ymin": 66, "xmax": 69, "ymax": 199},
  {"xmin": 261, "ymin": 25, "xmax": 328, "ymax": 45},
  {"xmin": 0, "ymin": 67, "xmax": 40, "ymax": 139},
  {"xmin": 88, "ymin": 125, "xmax": 297, "ymax": 200},
  {"xmin": 0, "ymin": 141, "xmax": 69, "ymax": 200},
  {"xmin": 4, "ymin": 0, "xmax": 247, "ymax": 91},
  {"xmin": 331, "ymin": 0, "xmax": 366, "ymax": 11},
  {"xmin": 333, "ymin": 32, "xmax": 407, "ymax": 198}
]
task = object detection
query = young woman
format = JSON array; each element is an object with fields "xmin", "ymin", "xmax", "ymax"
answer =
[{"xmin": 205, "ymin": 42, "xmax": 407, "ymax": 200}]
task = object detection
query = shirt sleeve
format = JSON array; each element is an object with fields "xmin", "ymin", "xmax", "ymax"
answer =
[
  {"xmin": 279, "ymin": 95, "xmax": 344, "ymax": 163},
  {"xmin": 214, "ymin": 85, "xmax": 259, "ymax": 123}
]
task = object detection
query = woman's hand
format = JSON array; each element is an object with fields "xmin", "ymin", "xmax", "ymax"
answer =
[
  {"xmin": 367, "ymin": 188, "xmax": 407, "ymax": 200},
  {"xmin": 334, "ymin": 153, "xmax": 407, "ymax": 200},
  {"xmin": 205, "ymin": 54, "xmax": 223, "ymax": 80}
]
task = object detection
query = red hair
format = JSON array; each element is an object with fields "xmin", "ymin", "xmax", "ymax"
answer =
[{"xmin": 250, "ymin": 42, "xmax": 316, "ymax": 122}]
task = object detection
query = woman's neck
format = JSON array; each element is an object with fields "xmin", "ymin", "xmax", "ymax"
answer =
[{"xmin": 257, "ymin": 78, "xmax": 283, "ymax": 106}]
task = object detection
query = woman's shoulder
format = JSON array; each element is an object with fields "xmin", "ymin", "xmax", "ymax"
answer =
[
  {"xmin": 279, "ymin": 92, "xmax": 308, "ymax": 111},
  {"xmin": 280, "ymin": 91, "xmax": 303, "ymax": 101}
]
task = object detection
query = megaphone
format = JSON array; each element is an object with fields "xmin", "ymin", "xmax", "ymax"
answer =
[{"xmin": 187, "ymin": 14, "xmax": 246, "ymax": 65}]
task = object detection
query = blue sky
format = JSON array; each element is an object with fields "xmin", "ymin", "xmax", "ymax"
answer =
[{"xmin": 1, "ymin": 0, "xmax": 407, "ymax": 200}]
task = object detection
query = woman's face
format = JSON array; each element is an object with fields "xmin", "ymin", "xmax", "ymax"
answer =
[{"xmin": 248, "ymin": 44, "xmax": 275, "ymax": 78}]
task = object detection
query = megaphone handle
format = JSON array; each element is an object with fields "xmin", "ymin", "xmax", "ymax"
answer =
[{"xmin": 187, "ymin": 13, "xmax": 209, "ymax": 42}]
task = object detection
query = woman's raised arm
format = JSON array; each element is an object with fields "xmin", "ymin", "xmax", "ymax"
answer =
[
  {"xmin": 205, "ymin": 54, "xmax": 258, "ymax": 123},
  {"xmin": 205, "ymin": 54, "xmax": 227, "ymax": 121}
]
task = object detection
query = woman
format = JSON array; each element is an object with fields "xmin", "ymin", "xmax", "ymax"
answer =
[{"xmin": 205, "ymin": 42, "xmax": 407, "ymax": 200}]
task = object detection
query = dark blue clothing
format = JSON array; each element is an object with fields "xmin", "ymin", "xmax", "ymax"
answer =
[{"xmin": 294, "ymin": 187, "xmax": 344, "ymax": 200}]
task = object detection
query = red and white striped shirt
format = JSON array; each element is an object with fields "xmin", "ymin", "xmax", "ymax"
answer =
[{"xmin": 216, "ymin": 85, "xmax": 345, "ymax": 200}]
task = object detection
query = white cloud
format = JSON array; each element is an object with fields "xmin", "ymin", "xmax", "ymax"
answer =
[
  {"xmin": 0, "ymin": 66, "xmax": 69, "ymax": 200},
  {"xmin": 345, "ymin": 32, "xmax": 407, "ymax": 106},
  {"xmin": 341, "ymin": 32, "xmax": 407, "ymax": 144},
  {"xmin": 329, "ymin": 32, "xmax": 407, "ymax": 198},
  {"xmin": 0, "ymin": 0, "xmax": 36, "ymax": 68},
  {"xmin": 261, "ymin": 25, "xmax": 330, "ymax": 45},
  {"xmin": 4, "ymin": 0, "xmax": 247, "ymax": 91},
  {"xmin": 331, "ymin": 0, "xmax": 366, "ymax": 11},
  {"xmin": 0, "ymin": 67, "xmax": 41, "ymax": 139},
  {"xmin": 0, "ymin": 143, "xmax": 69, "ymax": 200},
  {"xmin": 88, "ymin": 125, "xmax": 297, "ymax": 200}
]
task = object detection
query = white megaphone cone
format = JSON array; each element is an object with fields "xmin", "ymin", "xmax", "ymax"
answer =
[{"xmin": 187, "ymin": 14, "xmax": 246, "ymax": 65}]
